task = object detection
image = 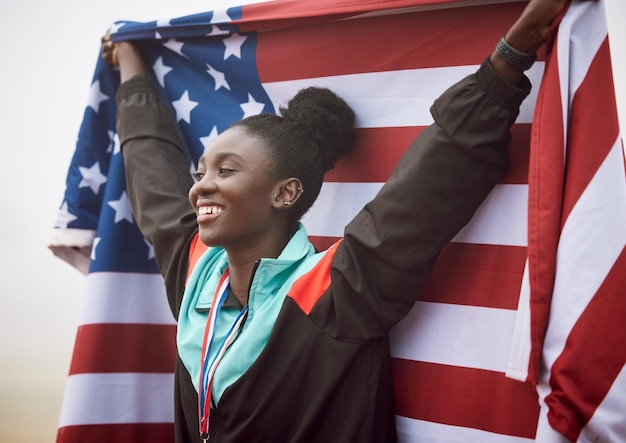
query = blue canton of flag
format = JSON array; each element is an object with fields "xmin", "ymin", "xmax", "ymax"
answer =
[{"xmin": 53, "ymin": 7, "xmax": 275, "ymax": 275}]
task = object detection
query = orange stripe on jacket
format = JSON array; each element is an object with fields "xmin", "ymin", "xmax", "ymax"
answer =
[
  {"xmin": 186, "ymin": 233, "xmax": 208, "ymax": 285},
  {"xmin": 288, "ymin": 240, "xmax": 342, "ymax": 315}
]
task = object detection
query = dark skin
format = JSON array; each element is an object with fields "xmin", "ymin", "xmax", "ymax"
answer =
[{"xmin": 102, "ymin": 0, "xmax": 579, "ymax": 306}]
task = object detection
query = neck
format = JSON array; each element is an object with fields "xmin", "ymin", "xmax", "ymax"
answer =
[{"xmin": 225, "ymin": 227, "xmax": 295, "ymax": 306}]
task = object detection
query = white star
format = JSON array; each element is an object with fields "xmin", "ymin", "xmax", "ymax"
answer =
[
  {"xmin": 153, "ymin": 56, "xmax": 173, "ymax": 87},
  {"xmin": 108, "ymin": 191, "xmax": 134, "ymax": 224},
  {"xmin": 109, "ymin": 22, "xmax": 125, "ymax": 35},
  {"xmin": 206, "ymin": 64, "xmax": 230, "ymax": 91},
  {"xmin": 106, "ymin": 130, "xmax": 116, "ymax": 153},
  {"xmin": 211, "ymin": 9, "xmax": 232, "ymax": 24},
  {"xmin": 208, "ymin": 25, "xmax": 229, "ymax": 36},
  {"xmin": 240, "ymin": 93, "xmax": 266, "ymax": 119},
  {"xmin": 156, "ymin": 18, "xmax": 171, "ymax": 27},
  {"xmin": 53, "ymin": 201, "xmax": 78, "ymax": 228},
  {"xmin": 87, "ymin": 80, "xmax": 109, "ymax": 113},
  {"xmin": 163, "ymin": 39, "xmax": 186, "ymax": 57},
  {"xmin": 143, "ymin": 238, "xmax": 155, "ymax": 260},
  {"xmin": 78, "ymin": 162, "xmax": 107, "ymax": 195},
  {"xmin": 112, "ymin": 132, "xmax": 121, "ymax": 155},
  {"xmin": 200, "ymin": 126, "xmax": 220, "ymax": 150},
  {"xmin": 172, "ymin": 90, "xmax": 199, "ymax": 124},
  {"xmin": 90, "ymin": 237, "xmax": 101, "ymax": 261},
  {"xmin": 223, "ymin": 33, "xmax": 246, "ymax": 59}
]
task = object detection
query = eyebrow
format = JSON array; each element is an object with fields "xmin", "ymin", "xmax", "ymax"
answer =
[{"xmin": 198, "ymin": 151, "xmax": 245, "ymax": 166}]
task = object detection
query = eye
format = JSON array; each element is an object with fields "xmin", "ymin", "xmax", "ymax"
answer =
[
  {"xmin": 218, "ymin": 167, "xmax": 235, "ymax": 175},
  {"xmin": 191, "ymin": 171, "xmax": 205, "ymax": 181}
]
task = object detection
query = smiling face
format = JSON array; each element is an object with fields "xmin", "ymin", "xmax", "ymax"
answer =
[{"xmin": 189, "ymin": 126, "xmax": 283, "ymax": 252}]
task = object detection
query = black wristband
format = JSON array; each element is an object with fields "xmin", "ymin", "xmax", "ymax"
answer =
[{"xmin": 495, "ymin": 36, "xmax": 537, "ymax": 72}]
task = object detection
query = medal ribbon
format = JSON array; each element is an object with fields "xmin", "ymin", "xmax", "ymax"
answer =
[{"xmin": 198, "ymin": 268, "xmax": 249, "ymax": 441}]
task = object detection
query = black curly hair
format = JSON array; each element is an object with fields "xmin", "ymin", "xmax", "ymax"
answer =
[{"xmin": 232, "ymin": 87, "xmax": 356, "ymax": 225}]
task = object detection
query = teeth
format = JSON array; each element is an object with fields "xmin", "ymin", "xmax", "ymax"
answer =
[{"xmin": 198, "ymin": 206, "xmax": 223, "ymax": 215}]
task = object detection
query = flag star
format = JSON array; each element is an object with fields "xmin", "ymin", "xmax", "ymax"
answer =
[
  {"xmin": 211, "ymin": 9, "xmax": 232, "ymax": 24},
  {"xmin": 112, "ymin": 132, "xmax": 121, "ymax": 155},
  {"xmin": 109, "ymin": 22, "xmax": 125, "ymax": 34},
  {"xmin": 106, "ymin": 130, "xmax": 115, "ymax": 153},
  {"xmin": 87, "ymin": 80, "xmax": 109, "ymax": 113},
  {"xmin": 90, "ymin": 237, "xmax": 101, "ymax": 261},
  {"xmin": 172, "ymin": 90, "xmax": 199, "ymax": 123},
  {"xmin": 163, "ymin": 39, "xmax": 186, "ymax": 57},
  {"xmin": 223, "ymin": 33, "xmax": 247, "ymax": 59},
  {"xmin": 156, "ymin": 18, "xmax": 171, "ymax": 27},
  {"xmin": 53, "ymin": 201, "xmax": 78, "ymax": 228},
  {"xmin": 206, "ymin": 64, "xmax": 230, "ymax": 91},
  {"xmin": 208, "ymin": 25, "xmax": 229, "ymax": 36},
  {"xmin": 153, "ymin": 56, "xmax": 173, "ymax": 87},
  {"xmin": 240, "ymin": 93, "xmax": 266, "ymax": 119},
  {"xmin": 200, "ymin": 126, "xmax": 220, "ymax": 150},
  {"xmin": 78, "ymin": 162, "xmax": 107, "ymax": 195},
  {"xmin": 108, "ymin": 191, "xmax": 134, "ymax": 224},
  {"xmin": 143, "ymin": 238, "xmax": 155, "ymax": 260}
]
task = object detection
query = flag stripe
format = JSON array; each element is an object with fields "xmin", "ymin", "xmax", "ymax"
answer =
[
  {"xmin": 69, "ymin": 324, "xmax": 177, "ymax": 375},
  {"xmin": 418, "ymin": 243, "xmax": 527, "ymax": 310},
  {"xmin": 58, "ymin": 373, "xmax": 175, "ymax": 427},
  {"xmin": 395, "ymin": 416, "xmax": 535, "ymax": 443},
  {"xmin": 57, "ymin": 423, "xmax": 174, "ymax": 443},
  {"xmin": 78, "ymin": 272, "xmax": 175, "ymax": 325},
  {"xmin": 390, "ymin": 302, "xmax": 518, "ymax": 372},
  {"xmin": 254, "ymin": 2, "xmax": 527, "ymax": 82},
  {"xmin": 261, "ymin": 64, "xmax": 543, "ymax": 127},
  {"xmin": 545, "ymin": 246, "xmax": 626, "ymax": 441},
  {"xmin": 392, "ymin": 358, "xmax": 540, "ymax": 439},
  {"xmin": 303, "ymin": 183, "xmax": 528, "ymax": 245},
  {"xmin": 561, "ymin": 37, "xmax": 619, "ymax": 225},
  {"xmin": 327, "ymin": 125, "xmax": 531, "ymax": 184}
]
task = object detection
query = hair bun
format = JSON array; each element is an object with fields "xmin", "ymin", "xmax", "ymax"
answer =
[{"xmin": 279, "ymin": 87, "xmax": 355, "ymax": 171}]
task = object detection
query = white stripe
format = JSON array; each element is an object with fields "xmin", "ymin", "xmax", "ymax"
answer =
[
  {"xmin": 395, "ymin": 416, "xmax": 535, "ymax": 443},
  {"xmin": 302, "ymin": 183, "xmax": 528, "ymax": 246},
  {"xmin": 58, "ymin": 373, "xmax": 175, "ymax": 427},
  {"xmin": 389, "ymin": 301, "xmax": 517, "ymax": 373},
  {"xmin": 79, "ymin": 272, "xmax": 175, "ymax": 325},
  {"xmin": 542, "ymin": 138, "xmax": 626, "ymax": 370},
  {"xmin": 583, "ymin": 363, "xmax": 626, "ymax": 442},
  {"xmin": 262, "ymin": 64, "xmax": 543, "ymax": 128}
]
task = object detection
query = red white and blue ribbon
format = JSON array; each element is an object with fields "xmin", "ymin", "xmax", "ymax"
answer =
[{"xmin": 198, "ymin": 268, "xmax": 249, "ymax": 441}]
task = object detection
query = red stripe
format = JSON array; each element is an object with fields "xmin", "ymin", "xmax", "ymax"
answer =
[
  {"xmin": 418, "ymin": 243, "xmax": 527, "ymax": 310},
  {"xmin": 561, "ymin": 37, "xmax": 619, "ymax": 226},
  {"xmin": 255, "ymin": 3, "xmax": 527, "ymax": 82},
  {"xmin": 240, "ymin": 0, "xmax": 473, "ymax": 33},
  {"xmin": 69, "ymin": 324, "xmax": 176, "ymax": 375},
  {"xmin": 327, "ymin": 125, "xmax": 529, "ymax": 184},
  {"xmin": 545, "ymin": 246, "xmax": 626, "ymax": 441},
  {"xmin": 392, "ymin": 358, "xmax": 540, "ymax": 438},
  {"xmin": 57, "ymin": 423, "xmax": 173, "ymax": 443}
]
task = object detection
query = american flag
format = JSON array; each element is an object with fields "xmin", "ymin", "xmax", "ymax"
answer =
[{"xmin": 48, "ymin": 0, "xmax": 625, "ymax": 442}]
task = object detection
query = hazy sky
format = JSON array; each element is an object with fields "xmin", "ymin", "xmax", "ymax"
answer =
[{"xmin": 1, "ymin": 1, "xmax": 624, "ymax": 442}]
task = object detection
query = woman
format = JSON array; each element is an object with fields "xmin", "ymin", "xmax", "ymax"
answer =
[{"xmin": 103, "ymin": 1, "xmax": 572, "ymax": 441}]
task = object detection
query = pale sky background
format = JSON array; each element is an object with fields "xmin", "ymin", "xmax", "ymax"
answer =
[{"xmin": 0, "ymin": 1, "xmax": 624, "ymax": 442}]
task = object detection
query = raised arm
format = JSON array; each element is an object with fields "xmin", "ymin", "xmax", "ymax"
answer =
[
  {"xmin": 102, "ymin": 35, "xmax": 198, "ymax": 317},
  {"xmin": 318, "ymin": 0, "xmax": 573, "ymax": 340}
]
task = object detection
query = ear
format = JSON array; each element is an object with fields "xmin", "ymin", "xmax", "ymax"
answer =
[{"xmin": 272, "ymin": 178, "xmax": 304, "ymax": 209}]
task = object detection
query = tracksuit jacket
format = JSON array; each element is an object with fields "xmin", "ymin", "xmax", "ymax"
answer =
[{"xmin": 116, "ymin": 57, "xmax": 531, "ymax": 443}]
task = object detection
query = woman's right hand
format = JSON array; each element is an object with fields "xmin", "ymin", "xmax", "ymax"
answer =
[{"xmin": 100, "ymin": 31, "xmax": 148, "ymax": 82}]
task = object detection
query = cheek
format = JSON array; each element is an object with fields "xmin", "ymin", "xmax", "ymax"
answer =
[{"xmin": 188, "ymin": 184, "xmax": 198, "ymax": 207}]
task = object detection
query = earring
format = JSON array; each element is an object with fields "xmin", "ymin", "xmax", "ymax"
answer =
[{"xmin": 284, "ymin": 201, "xmax": 291, "ymax": 206}]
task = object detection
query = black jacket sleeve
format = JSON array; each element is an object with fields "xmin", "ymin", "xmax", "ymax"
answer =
[
  {"xmin": 314, "ymin": 58, "xmax": 532, "ymax": 341},
  {"xmin": 116, "ymin": 76, "xmax": 198, "ymax": 318}
]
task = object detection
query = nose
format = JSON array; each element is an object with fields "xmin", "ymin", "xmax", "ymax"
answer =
[{"xmin": 189, "ymin": 172, "xmax": 216, "ymax": 202}]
